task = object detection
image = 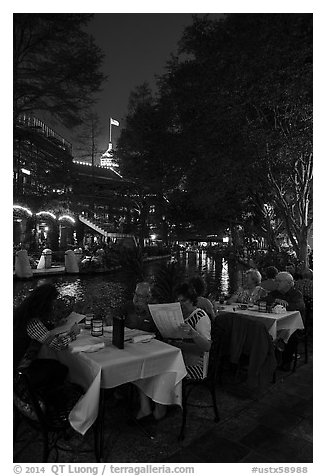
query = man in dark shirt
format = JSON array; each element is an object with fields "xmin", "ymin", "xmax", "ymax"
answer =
[
  {"xmin": 121, "ymin": 282, "xmax": 157, "ymax": 334},
  {"xmin": 265, "ymin": 271, "xmax": 305, "ymax": 370},
  {"xmin": 266, "ymin": 271, "xmax": 305, "ymax": 316}
]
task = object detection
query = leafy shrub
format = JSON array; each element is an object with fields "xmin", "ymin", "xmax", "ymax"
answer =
[{"xmin": 152, "ymin": 261, "xmax": 186, "ymax": 303}]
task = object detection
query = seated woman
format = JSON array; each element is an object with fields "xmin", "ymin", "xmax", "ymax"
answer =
[
  {"xmin": 227, "ymin": 268, "xmax": 267, "ymax": 305},
  {"xmin": 13, "ymin": 283, "xmax": 82, "ymax": 418},
  {"xmin": 135, "ymin": 283, "xmax": 211, "ymax": 421},
  {"xmin": 189, "ymin": 276, "xmax": 216, "ymax": 322},
  {"xmin": 173, "ymin": 282, "xmax": 212, "ymax": 379}
]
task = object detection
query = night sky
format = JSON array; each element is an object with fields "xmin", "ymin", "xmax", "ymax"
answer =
[{"xmin": 83, "ymin": 13, "xmax": 223, "ymax": 155}]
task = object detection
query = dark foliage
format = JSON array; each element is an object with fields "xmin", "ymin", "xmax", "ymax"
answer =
[
  {"xmin": 152, "ymin": 261, "xmax": 186, "ymax": 303},
  {"xmin": 14, "ymin": 14, "xmax": 106, "ymax": 128}
]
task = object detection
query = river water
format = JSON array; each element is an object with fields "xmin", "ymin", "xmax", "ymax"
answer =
[{"xmin": 13, "ymin": 251, "xmax": 243, "ymax": 313}]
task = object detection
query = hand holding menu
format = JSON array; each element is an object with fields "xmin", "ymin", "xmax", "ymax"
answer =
[
  {"xmin": 148, "ymin": 303, "xmax": 184, "ymax": 338},
  {"xmin": 48, "ymin": 311, "xmax": 85, "ymax": 336}
]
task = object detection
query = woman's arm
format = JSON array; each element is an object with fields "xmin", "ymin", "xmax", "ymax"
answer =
[
  {"xmin": 190, "ymin": 328, "xmax": 211, "ymax": 352},
  {"xmin": 27, "ymin": 319, "xmax": 72, "ymax": 350},
  {"xmin": 179, "ymin": 316, "xmax": 211, "ymax": 353},
  {"xmin": 169, "ymin": 339, "xmax": 204, "ymax": 355}
]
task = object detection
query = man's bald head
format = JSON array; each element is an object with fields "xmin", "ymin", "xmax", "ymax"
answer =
[{"xmin": 275, "ymin": 271, "xmax": 294, "ymax": 293}]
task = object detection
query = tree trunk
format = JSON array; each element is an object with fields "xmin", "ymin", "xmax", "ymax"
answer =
[
  {"xmin": 76, "ymin": 220, "xmax": 85, "ymax": 247},
  {"xmin": 230, "ymin": 224, "xmax": 242, "ymax": 249},
  {"xmin": 138, "ymin": 200, "xmax": 149, "ymax": 252},
  {"xmin": 297, "ymin": 229, "xmax": 309, "ymax": 268},
  {"xmin": 263, "ymin": 216, "xmax": 281, "ymax": 252}
]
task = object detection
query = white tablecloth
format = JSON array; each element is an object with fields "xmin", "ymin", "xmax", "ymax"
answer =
[
  {"xmin": 39, "ymin": 333, "xmax": 187, "ymax": 435},
  {"xmin": 218, "ymin": 305, "xmax": 304, "ymax": 342}
]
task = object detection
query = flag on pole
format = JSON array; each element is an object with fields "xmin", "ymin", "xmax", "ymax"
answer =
[{"xmin": 110, "ymin": 118, "xmax": 119, "ymax": 127}]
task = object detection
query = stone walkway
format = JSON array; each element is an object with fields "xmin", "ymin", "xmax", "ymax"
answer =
[{"xmin": 14, "ymin": 349, "xmax": 312, "ymax": 463}]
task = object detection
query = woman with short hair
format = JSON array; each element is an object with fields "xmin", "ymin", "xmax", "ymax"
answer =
[
  {"xmin": 134, "ymin": 282, "xmax": 211, "ymax": 422},
  {"xmin": 227, "ymin": 269, "xmax": 267, "ymax": 304},
  {"xmin": 174, "ymin": 282, "xmax": 212, "ymax": 379}
]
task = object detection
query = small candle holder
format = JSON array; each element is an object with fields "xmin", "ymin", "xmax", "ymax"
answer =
[
  {"xmin": 258, "ymin": 301, "xmax": 267, "ymax": 312},
  {"xmin": 85, "ymin": 313, "xmax": 94, "ymax": 329},
  {"xmin": 91, "ymin": 318, "xmax": 103, "ymax": 337}
]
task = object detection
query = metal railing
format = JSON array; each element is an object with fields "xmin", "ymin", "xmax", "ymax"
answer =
[{"xmin": 17, "ymin": 114, "xmax": 72, "ymax": 154}]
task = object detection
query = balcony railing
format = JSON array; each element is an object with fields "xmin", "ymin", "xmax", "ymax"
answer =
[{"xmin": 17, "ymin": 114, "xmax": 72, "ymax": 154}]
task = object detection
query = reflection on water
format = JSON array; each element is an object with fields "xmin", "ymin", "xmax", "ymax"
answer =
[
  {"xmin": 13, "ymin": 273, "xmax": 131, "ymax": 310},
  {"xmin": 13, "ymin": 251, "xmax": 240, "ymax": 308},
  {"xmin": 175, "ymin": 251, "xmax": 235, "ymax": 297},
  {"xmin": 220, "ymin": 258, "xmax": 229, "ymax": 295}
]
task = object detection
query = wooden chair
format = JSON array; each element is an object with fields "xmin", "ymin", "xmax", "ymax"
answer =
[
  {"xmin": 178, "ymin": 339, "xmax": 220, "ymax": 441},
  {"xmin": 292, "ymin": 304, "xmax": 310, "ymax": 372},
  {"xmin": 292, "ymin": 328, "xmax": 309, "ymax": 372}
]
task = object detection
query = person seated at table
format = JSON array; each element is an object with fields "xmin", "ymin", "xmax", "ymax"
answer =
[
  {"xmin": 265, "ymin": 271, "xmax": 305, "ymax": 370},
  {"xmin": 260, "ymin": 266, "xmax": 279, "ymax": 293},
  {"xmin": 173, "ymin": 282, "xmax": 212, "ymax": 378},
  {"xmin": 227, "ymin": 269, "xmax": 267, "ymax": 305},
  {"xmin": 189, "ymin": 275, "xmax": 216, "ymax": 322},
  {"xmin": 121, "ymin": 282, "xmax": 157, "ymax": 334},
  {"xmin": 14, "ymin": 283, "xmax": 80, "ymax": 371},
  {"xmin": 135, "ymin": 283, "xmax": 211, "ymax": 422},
  {"xmin": 265, "ymin": 271, "xmax": 305, "ymax": 315},
  {"xmin": 294, "ymin": 268, "xmax": 313, "ymax": 315},
  {"xmin": 13, "ymin": 283, "xmax": 82, "ymax": 418}
]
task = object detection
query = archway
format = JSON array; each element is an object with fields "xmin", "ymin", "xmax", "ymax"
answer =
[
  {"xmin": 35, "ymin": 211, "xmax": 58, "ymax": 250},
  {"xmin": 58, "ymin": 215, "xmax": 76, "ymax": 249},
  {"xmin": 13, "ymin": 205, "xmax": 34, "ymax": 249}
]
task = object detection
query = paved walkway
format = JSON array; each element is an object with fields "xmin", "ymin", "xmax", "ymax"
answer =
[
  {"xmin": 14, "ymin": 349, "xmax": 312, "ymax": 463},
  {"xmin": 164, "ymin": 360, "xmax": 313, "ymax": 463}
]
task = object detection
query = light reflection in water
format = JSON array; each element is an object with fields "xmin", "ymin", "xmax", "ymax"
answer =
[
  {"xmin": 220, "ymin": 258, "xmax": 229, "ymax": 294},
  {"xmin": 14, "ymin": 251, "xmax": 237, "ymax": 309},
  {"xmin": 173, "ymin": 251, "xmax": 234, "ymax": 296},
  {"xmin": 201, "ymin": 251, "xmax": 207, "ymax": 268}
]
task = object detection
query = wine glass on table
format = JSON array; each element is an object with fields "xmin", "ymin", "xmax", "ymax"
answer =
[{"xmin": 247, "ymin": 295, "xmax": 254, "ymax": 308}]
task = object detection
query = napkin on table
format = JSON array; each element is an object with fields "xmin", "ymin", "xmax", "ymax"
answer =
[
  {"xmin": 69, "ymin": 333, "xmax": 105, "ymax": 353},
  {"xmin": 70, "ymin": 342, "xmax": 105, "ymax": 353},
  {"xmin": 130, "ymin": 334, "xmax": 155, "ymax": 343}
]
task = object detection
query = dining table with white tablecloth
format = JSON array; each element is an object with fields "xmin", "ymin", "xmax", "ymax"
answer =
[
  {"xmin": 211, "ymin": 304, "xmax": 304, "ymax": 388},
  {"xmin": 39, "ymin": 329, "xmax": 187, "ymax": 435},
  {"xmin": 216, "ymin": 304, "xmax": 304, "ymax": 342}
]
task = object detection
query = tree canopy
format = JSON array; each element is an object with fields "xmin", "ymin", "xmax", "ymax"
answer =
[
  {"xmin": 14, "ymin": 14, "xmax": 106, "ymax": 128},
  {"xmin": 117, "ymin": 14, "xmax": 312, "ymax": 263}
]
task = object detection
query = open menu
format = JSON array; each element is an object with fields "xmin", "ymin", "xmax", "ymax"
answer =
[
  {"xmin": 148, "ymin": 303, "xmax": 185, "ymax": 339},
  {"xmin": 48, "ymin": 311, "xmax": 85, "ymax": 336}
]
